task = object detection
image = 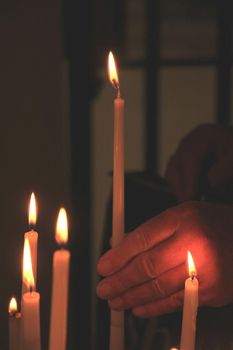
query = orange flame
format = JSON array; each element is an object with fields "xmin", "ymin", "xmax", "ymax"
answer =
[
  {"xmin": 108, "ymin": 51, "xmax": 120, "ymax": 89},
  {"xmin": 8, "ymin": 297, "xmax": 17, "ymax": 315},
  {"xmin": 56, "ymin": 208, "xmax": 68, "ymax": 245},
  {"xmin": 187, "ymin": 251, "xmax": 196, "ymax": 277},
  {"xmin": 28, "ymin": 192, "xmax": 37, "ymax": 227},
  {"xmin": 23, "ymin": 238, "xmax": 35, "ymax": 290}
]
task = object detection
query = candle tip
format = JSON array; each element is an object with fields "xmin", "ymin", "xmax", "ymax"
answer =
[
  {"xmin": 56, "ymin": 208, "xmax": 68, "ymax": 245},
  {"xmin": 187, "ymin": 251, "xmax": 197, "ymax": 278},
  {"xmin": 28, "ymin": 192, "xmax": 37, "ymax": 227},
  {"xmin": 8, "ymin": 297, "xmax": 17, "ymax": 316},
  {"xmin": 108, "ymin": 51, "xmax": 120, "ymax": 95}
]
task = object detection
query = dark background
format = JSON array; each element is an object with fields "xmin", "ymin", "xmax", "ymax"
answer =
[{"xmin": 0, "ymin": 0, "xmax": 232, "ymax": 349}]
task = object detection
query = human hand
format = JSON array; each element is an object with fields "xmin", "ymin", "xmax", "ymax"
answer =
[
  {"xmin": 165, "ymin": 124, "xmax": 233, "ymax": 201},
  {"xmin": 97, "ymin": 201, "xmax": 233, "ymax": 317}
]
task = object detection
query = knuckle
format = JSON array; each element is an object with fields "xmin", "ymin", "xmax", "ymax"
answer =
[
  {"xmin": 178, "ymin": 201, "xmax": 201, "ymax": 220},
  {"xmin": 170, "ymin": 292, "xmax": 183, "ymax": 307},
  {"xmin": 134, "ymin": 225, "xmax": 152, "ymax": 252},
  {"xmin": 140, "ymin": 253, "xmax": 156, "ymax": 279},
  {"xmin": 151, "ymin": 278, "xmax": 168, "ymax": 299}
]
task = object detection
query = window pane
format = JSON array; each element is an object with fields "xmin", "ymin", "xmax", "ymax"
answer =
[{"xmin": 160, "ymin": 0, "xmax": 217, "ymax": 60}]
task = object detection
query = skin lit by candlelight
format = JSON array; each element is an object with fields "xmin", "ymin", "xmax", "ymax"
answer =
[
  {"xmin": 187, "ymin": 251, "xmax": 196, "ymax": 278},
  {"xmin": 56, "ymin": 208, "xmax": 68, "ymax": 245},
  {"xmin": 28, "ymin": 192, "xmax": 37, "ymax": 227},
  {"xmin": 23, "ymin": 238, "xmax": 35, "ymax": 290},
  {"xmin": 108, "ymin": 51, "xmax": 120, "ymax": 92},
  {"xmin": 8, "ymin": 297, "xmax": 17, "ymax": 314}
]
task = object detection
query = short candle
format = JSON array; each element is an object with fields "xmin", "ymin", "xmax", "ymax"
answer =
[{"xmin": 180, "ymin": 251, "xmax": 199, "ymax": 350}]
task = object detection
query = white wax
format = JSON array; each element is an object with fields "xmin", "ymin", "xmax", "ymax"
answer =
[
  {"xmin": 110, "ymin": 96, "xmax": 125, "ymax": 350},
  {"xmin": 112, "ymin": 96, "xmax": 125, "ymax": 247},
  {"xmin": 22, "ymin": 230, "xmax": 38, "ymax": 295},
  {"xmin": 9, "ymin": 313, "xmax": 21, "ymax": 350},
  {"xmin": 110, "ymin": 310, "xmax": 124, "ymax": 350},
  {"xmin": 180, "ymin": 276, "xmax": 199, "ymax": 350},
  {"xmin": 22, "ymin": 292, "xmax": 41, "ymax": 350},
  {"xmin": 49, "ymin": 249, "xmax": 70, "ymax": 350}
]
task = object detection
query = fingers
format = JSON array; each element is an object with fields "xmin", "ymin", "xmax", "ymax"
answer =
[
  {"xmin": 132, "ymin": 290, "xmax": 184, "ymax": 318},
  {"xmin": 166, "ymin": 124, "xmax": 217, "ymax": 201},
  {"xmin": 208, "ymin": 152, "xmax": 233, "ymax": 189},
  {"xmin": 97, "ymin": 234, "xmax": 187, "ymax": 300},
  {"xmin": 108, "ymin": 263, "xmax": 186, "ymax": 310},
  {"xmin": 97, "ymin": 208, "xmax": 179, "ymax": 276}
]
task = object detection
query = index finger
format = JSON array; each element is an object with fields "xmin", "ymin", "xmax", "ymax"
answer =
[{"xmin": 97, "ymin": 207, "xmax": 179, "ymax": 276}]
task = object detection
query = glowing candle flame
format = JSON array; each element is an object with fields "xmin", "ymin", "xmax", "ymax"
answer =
[
  {"xmin": 56, "ymin": 208, "xmax": 68, "ymax": 245},
  {"xmin": 8, "ymin": 297, "xmax": 17, "ymax": 315},
  {"xmin": 108, "ymin": 51, "xmax": 120, "ymax": 91},
  {"xmin": 187, "ymin": 251, "xmax": 196, "ymax": 278},
  {"xmin": 23, "ymin": 238, "xmax": 35, "ymax": 290},
  {"xmin": 28, "ymin": 192, "xmax": 37, "ymax": 227}
]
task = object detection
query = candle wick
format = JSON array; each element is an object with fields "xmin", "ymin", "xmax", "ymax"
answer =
[
  {"xmin": 29, "ymin": 224, "xmax": 35, "ymax": 231},
  {"xmin": 29, "ymin": 286, "xmax": 33, "ymax": 294},
  {"xmin": 59, "ymin": 243, "xmax": 67, "ymax": 250},
  {"xmin": 191, "ymin": 273, "xmax": 197, "ymax": 280},
  {"xmin": 9, "ymin": 310, "xmax": 17, "ymax": 317},
  {"xmin": 112, "ymin": 78, "xmax": 120, "ymax": 97}
]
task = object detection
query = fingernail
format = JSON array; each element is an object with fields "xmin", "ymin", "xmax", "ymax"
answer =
[
  {"xmin": 109, "ymin": 298, "xmax": 123, "ymax": 310},
  {"xmin": 96, "ymin": 281, "xmax": 112, "ymax": 298},
  {"xmin": 98, "ymin": 257, "xmax": 113, "ymax": 275}
]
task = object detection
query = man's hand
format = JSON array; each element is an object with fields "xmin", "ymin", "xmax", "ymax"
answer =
[
  {"xmin": 97, "ymin": 202, "xmax": 233, "ymax": 317},
  {"xmin": 166, "ymin": 124, "xmax": 233, "ymax": 201}
]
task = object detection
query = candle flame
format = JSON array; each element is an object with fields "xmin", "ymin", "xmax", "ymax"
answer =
[
  {"xmin": 108, "ymin": 51, "xmax": 120, "ymax": 90},
  {"xmin": 23, "ymin": 238, "xmax": 35, "ymax": 290},
  {"xmin": 187, "ymin": 251, "xmax": 196, "ymax": 277},
  {"xmin": 56, "ymin": 208, "xmax": 68, "ymax": 245},
  {"xmin": 28, "ymin": 192, "xmax": 37, "ymax": 227},
  {"xmin": 8, "ymin": 297, "xmax": 17, "ymax": 314}
]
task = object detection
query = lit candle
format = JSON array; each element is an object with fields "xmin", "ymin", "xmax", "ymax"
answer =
[
  {"xmin": 49, "ymin": 208, "xmax": 70, "ymax": 350},
  {"xmin": 108, "ymin": 51, "xmax": 125, "ymax": 350},
  {"xmin": 180, "ymin": 251, "xmax": 199, "ymax": 350},
  {"xmin": 22, "ymin": 192, "xmax": 38, "ymax": 296},
  {"xmin": 21, "ymin": 238, "xmax": 41, "ymax": 350},
  {"xmin": 8, "ymin": 297, "xmax": 21, "ymax": 350}
]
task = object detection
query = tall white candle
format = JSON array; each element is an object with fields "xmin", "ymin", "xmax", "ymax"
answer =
[
  {"xmin": 108, "ymin": 51, "xmax": 125, "ymax": 350},
  {"xmin": 180, "ymin": 251, "xmax": 199, "ymax": 350},
  {"xmin": 49, "ymin": 208, "xmax": 70, "ymax": 350},
  {"xmin": 22, "ymin": 192, "xmax": 38, "ymax": 296},
  {"xmin": 8, "ymin": 297, "xmax": 21, "ymax": 350},
  {"xmin": 21, "ymin": 238, "xmax": 41, "ymax": 350}
]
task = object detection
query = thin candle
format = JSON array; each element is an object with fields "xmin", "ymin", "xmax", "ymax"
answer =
[
  {"xmin": 8, "ymin": 297, "xmax": 21, "ymax": 350},
  {"xmin": 180, "ymin": 251, "xmax": 199, "ymax": 350},
  {"xmin": 21, "ymin": 238, "xmax": 41, "ymax": 350},
  {"xmin": 49, "ymin": 208, "xmax": 70, "ymax": 350},
  {"xmin": 22, "ymin": 192, "xmax": 38, "ymax": 296},
  {"xmin": 108, "ymin": 51, "xmax": 125, "ymax": 350}
]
